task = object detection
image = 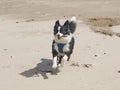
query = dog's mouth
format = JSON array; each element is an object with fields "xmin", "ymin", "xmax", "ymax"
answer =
[
  {"xmin": 62, "ymin": 35, "xmax": 67, "ymax": 37},
  {"xmin": 57, "ymin": 35, "xmax": 67, "ymax": 39},
  {"xmin": 58, "ymin": 36, "xmax": 61, "ymax": 39}
]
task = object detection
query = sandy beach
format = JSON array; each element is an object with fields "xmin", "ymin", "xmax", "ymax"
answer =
[{"xmin": 0, "ymin": 0, "xmax": 120, "ymax": 90}]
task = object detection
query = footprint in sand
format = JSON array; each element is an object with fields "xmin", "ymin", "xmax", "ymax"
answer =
[
  {"xmin": 82, "ymin": 64, "xmax": 93, "ymax": 68},
  {"xmin": 70, "ymin": 62, "xmax": 93, "ymax": 68}
]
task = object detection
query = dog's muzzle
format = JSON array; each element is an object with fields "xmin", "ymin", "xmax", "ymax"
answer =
[{"xmin": 57, "ymin": 35, "xmax": 61, "ymax": 39}]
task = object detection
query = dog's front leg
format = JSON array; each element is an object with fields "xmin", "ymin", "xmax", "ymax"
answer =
[
  {"xmin": 52, "ymin": 56, "xmax": 58, "ymax": 69},
  {"xmin": 61, "ymin": 55, "xmax": 68, "ymax": 67}
]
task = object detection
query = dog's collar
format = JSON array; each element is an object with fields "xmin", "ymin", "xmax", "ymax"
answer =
[{"xmin": 57, "ymin": 43, "xmax": 65, "ymax": 53}]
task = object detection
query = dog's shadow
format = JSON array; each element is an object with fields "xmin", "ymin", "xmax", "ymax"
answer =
[{"xmin": 20, "ymin": 58, "xmax": 59, "ymax": 79}]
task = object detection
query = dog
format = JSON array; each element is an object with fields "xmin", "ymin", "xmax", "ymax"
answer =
[{"xmin": 52, "ymin": 16, "xmax": 77, "ymax": 69}]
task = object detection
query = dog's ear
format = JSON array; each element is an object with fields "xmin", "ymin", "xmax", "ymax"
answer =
[
  {"xmin": 63, "ymin": 20, "xmax": 69, "ymax": 27},
  {"xmin": 54, "ymin": 20, "xmax": 60, "ymax": 28}
]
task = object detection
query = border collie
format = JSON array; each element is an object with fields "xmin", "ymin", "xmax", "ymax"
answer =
[{"xmin": 52, "ymin": 16, "xmax": 77, "ymax": 69}]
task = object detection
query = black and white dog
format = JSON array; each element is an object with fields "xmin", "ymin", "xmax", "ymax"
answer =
[{"xmin": 52, "ymin": 16, "xmax": 77, "ymax": 69}]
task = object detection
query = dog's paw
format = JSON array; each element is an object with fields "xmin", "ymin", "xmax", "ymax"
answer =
[{"xmin": 52, "ymin": 64, "xmax": 57, "ymax": 69}]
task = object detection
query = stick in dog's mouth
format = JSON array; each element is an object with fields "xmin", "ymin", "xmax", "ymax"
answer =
[
  {"xmin": 62, "ymin": 35, "xmax": 67, "ymax": 37},
  {"xmin": 57, "ymin": 35, "xmax": 67, "ymax": 39}
]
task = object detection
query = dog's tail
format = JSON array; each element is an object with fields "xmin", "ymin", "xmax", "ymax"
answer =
[{"xmin": 69, "ymin": 16, "xmax": 77, "ymax": 33}]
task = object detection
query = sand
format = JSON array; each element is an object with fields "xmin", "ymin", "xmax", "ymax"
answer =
[{"xmin": 0, "ymin": 0, "xmax": 120, "ymax": 90}]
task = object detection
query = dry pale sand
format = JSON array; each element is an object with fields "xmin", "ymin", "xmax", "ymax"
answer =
[{"xmin": 0, "ymin": 0, "xmax": 120, "ymax": 90}]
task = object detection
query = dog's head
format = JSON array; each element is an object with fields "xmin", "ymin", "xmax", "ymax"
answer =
[{"xmin": 54, "ymin": 17, "xmax": 76, "ymax": 40}]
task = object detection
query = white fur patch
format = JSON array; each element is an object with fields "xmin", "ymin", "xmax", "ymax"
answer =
[
  {"xmin": 70, "ymin": 16, "xmax": 77, "ymax": 23},
  {"xmin": 58, "ymin": 26, "xmax": 61, "ymax": 31},
  {"xmin": 63, "ymin": 44, "xmax": 69, "ymax": 52},
  {"xmin": 52, "ymin": 56, "xmax": 57, "ymax": 68},
  {"xmin": 63, "ymin": 55, "xmax": 68, "ymax": 61},
  {"xmin": 56, "ymin": 26, "xmax": 63, "ymax": 38}
]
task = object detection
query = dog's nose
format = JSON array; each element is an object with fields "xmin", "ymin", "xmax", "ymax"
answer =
[
  {"xmin": 57, "ymin": 34, "xmax": 60, "ymax": 37},
  {"xmin": 57, "ymin": 34, "xmax": 61, "ymax": 39}
]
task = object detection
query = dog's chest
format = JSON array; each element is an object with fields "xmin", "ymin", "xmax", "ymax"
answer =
[{"xmin": 54, "ymin": 43, "xmax": 69, "ymax": 54}]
